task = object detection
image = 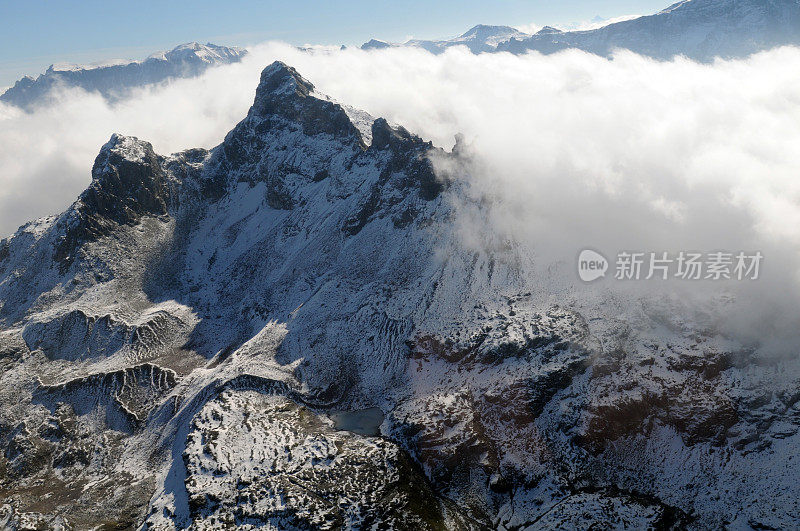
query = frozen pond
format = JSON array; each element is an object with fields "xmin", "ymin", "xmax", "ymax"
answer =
[{"xmin": 329, "ymin": 407, "xmax": 384, "ymax": 436}]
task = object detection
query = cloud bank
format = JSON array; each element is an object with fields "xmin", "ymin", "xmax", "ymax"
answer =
[{"xmin": 2, "ymin": 42, "xmax": 800, "ymax": 349}]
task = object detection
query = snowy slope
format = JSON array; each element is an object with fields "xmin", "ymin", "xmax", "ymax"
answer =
[
  {"xmin": 0, "ymin": 62, "xmax": 799, "ymax": 529},
  {"xmin": 498, "ymin": 0, "xmax": 800, "ymax": 60},
  {"xmin": 0, "ymin": 42, "xmax": 247, "ymax": 110}
]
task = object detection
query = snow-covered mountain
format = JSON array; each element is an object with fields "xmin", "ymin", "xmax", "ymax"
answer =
[
  {"xmin": 0, "ymin": 42, "xmax": 246, "ymax": 110},
  {"xmin": 1, "ymin": 62, "xmax": 799, "ymax": 529},
  {"xmin": 362, "ymin": 24, "xmax": 530, "ymax": 54},
  {"xmin": 498, "ymin": 0, "xmax": 800, "ymax": 60},
  {"xmin": 362, "ymin": 0, "xmax": 800, "ymax": 61}
]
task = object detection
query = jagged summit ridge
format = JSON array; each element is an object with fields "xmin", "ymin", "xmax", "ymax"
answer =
[
  {"xmin": 209, "ymin": 61, "xmax": 443, "ymax": 214},
  {"xmin": 236, "ymin": 60, "xmax": 366, "ymax": 147},
  {"xmin": 231, "ymin": 60, "xmax": 443, "ymax": 156}
]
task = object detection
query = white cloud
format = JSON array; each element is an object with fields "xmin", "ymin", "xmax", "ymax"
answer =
[
  {"xmin": 513, "ymin": 23, "xmax": 541, "ymax": 35},
  {"xmin": 0, "ymin": 59, "xmax": 260, "ymax": 236}
]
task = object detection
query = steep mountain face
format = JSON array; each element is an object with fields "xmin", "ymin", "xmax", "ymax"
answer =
[
  {"xmin": 362, "ymin": 0, "xmax": 800, "ymax": 61},
  {"xmin": 0, "ymin": 42, "xmax": 246, "ymax": 110},
  {"xmin": 498, "ymin": 0, "xmax": 800, "ymax": 60},
  {"xmin": 361, "ymin": 24, "xmax": 530, "ymax": 54},
  {"xmin": 1, "ymin": 61, "xmax": 800, "ymax": 529}
]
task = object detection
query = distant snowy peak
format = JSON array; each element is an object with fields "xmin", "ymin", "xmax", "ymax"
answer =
[
  {"xmin": 535, "ymin": 26, "xmax": 564, "ymax": 35},
  {"xmin": 149, "ymin": 41, "xmax": 245, "ymax": 64},
  {"xmin": 48, "ymin": 41, "xmax": 246, "ymax": 73},
  {"xmin": 361, "ymin": 39, "xmax": 392, "ymax": 50},
  {"xmin": 0, "ymin": 42, "xmax": 246, "ymax": 110},
  {"xmin": 361, "ymin": 24, "xmax": 532, "ymax": 54},
  {"xmin": 450, "ymin": 24, "xmax": 530, "ymax": 48}
]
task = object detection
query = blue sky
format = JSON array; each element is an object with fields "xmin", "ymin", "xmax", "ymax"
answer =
[{"xmin": 0, "ymin": 0, "xmax": 669, "ymax": 87}]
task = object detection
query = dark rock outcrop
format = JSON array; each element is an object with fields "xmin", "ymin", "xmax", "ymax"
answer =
[{"xmin": 54, "ymin": 134, "xmax": 170, "ymax": 268}]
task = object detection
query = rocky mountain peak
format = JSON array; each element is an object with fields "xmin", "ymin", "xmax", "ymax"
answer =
[
  {"xmin": 361, "ymin": 38, "xmax": 392, "ymax": 50},
  {"xmin": 86, "ymin": 133, "xmax": 169, "ymax": 222},
  {"xmin": 255, "ymin": 61, "xmax": 315, "ymax": 101},
  {"xmin": 53, "ymin": 134, "xmax": 169, "ymax": 268},
  {"xmin": 244, "ymin": 61, "xmax": 365, "ymax": 145},
  {"xmin": 370, "ymin": 118, "xmax": 415, "ymax": 151},
  {"xmin": 459, "ymin": 24, "xmax": 521, "ymax": 39},
  {"xmin": 97, "ymin": 133, "xmax": 155, "ymax": 164}
]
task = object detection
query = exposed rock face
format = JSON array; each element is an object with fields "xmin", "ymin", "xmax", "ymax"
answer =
[
  {"xmin": 54, "ymin": 134, "xmax": 170, "ymax": 269},
  {"xmin": 1, "ymin": 42, "xmax": 247, "ymax": 110},
  {"xmin": 0, "ymin": 60, "xmax": 799, "ymax": 529},
  {"xmin": 248, "ymin": 63, "xmax": 365, "ymax": 142}
]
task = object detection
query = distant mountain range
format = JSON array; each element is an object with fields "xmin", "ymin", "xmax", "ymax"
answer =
[
  {"xmin": 362, "ymin": 24, "xmax": 529, "ymax": 54},
  {"xmin": 0, "ymin": 42, "xmax": 246, "ymax": 110},
  {"xmin": 5, "ymin": 0, "xmax": 798, "ymax": 113},
  {"xmin": 362, "ymin": 0, "xmax": 800, "ymax": 61}
]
